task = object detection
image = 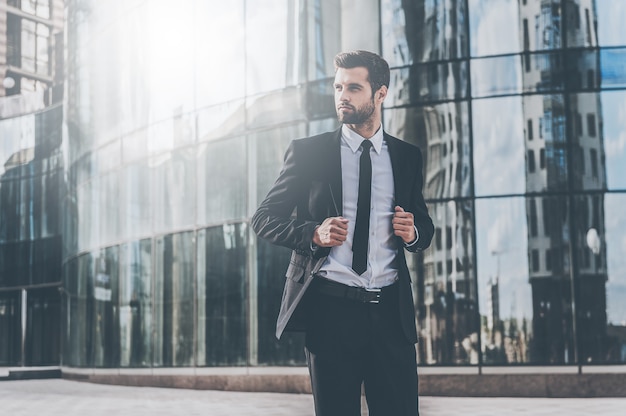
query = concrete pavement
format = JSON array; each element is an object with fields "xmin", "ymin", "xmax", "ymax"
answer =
[{"xmin": 1, "ymin": 379, "xmax": 625, "ymax": 415}]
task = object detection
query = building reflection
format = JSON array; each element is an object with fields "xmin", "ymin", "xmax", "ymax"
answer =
[
  {"xmin": 521, "ymin": 0, "xmax": 608, "ymax": 365},
  {"xmin": 384, "ymin": 0, "xmax": 477, "ymax": 365},
  {"xmin": 385, "ymin": 0, "xmax": 622, "ymax": 366}
]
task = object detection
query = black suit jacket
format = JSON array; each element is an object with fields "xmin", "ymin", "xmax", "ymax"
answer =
[{"xmin": 252, "ymin": 128, "xmax": 434, "ymax": 342}]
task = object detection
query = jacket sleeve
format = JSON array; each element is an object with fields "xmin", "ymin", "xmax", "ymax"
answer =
[
  {"xmin": 405, "ymin": 147, "xmax": 434, "ymax": 253},
  {"xmin": 251, "ymin": 140, "xmax": 319, "ymax": 256}
]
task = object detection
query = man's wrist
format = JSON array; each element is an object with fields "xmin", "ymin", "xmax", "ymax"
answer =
[
  {"xmin": 404, "ymin": 226, "xmax": 420, "ymax": 247},
  {"xmin": 311, "ymin": 225, "xmax": 320, "ymax": 250}
]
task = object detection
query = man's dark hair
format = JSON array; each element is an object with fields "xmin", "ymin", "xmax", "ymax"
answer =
[{"xmin": 334, "ymin": 50, "xmax": 390, "ymax": 95}]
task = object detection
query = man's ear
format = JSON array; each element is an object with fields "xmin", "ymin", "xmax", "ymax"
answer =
[{"xmin": 376, "ymin": 85, "xmax": 388, "ymax": 103}]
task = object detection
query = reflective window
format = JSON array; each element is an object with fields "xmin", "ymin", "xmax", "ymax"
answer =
[
  {"xmin": 381, "ymin": 0, "xmax": 469, "ymax": 66},
  {"xmin": 119, "ymin": 239, "xmax": 153, "ymax": 367},
  {"xmin": 153, "ymin": 232, "xmax": 195, "ymax": 367},
  {"xmin": 306, "ymin": 79, "xmax": 335, "ymax": 120},
  {"xmin": 305, "ymin": 1, "xmax": 341, "ymax": 81},
  {"xmin": 92, "ymin": 247, "xmax": 120, "ymax": 368},
  {"xmin": 146, "ymin": 120, "xmax": 174, "ymax": 156},
  {"xmin": 254, "ymin": 124, "xmax": 307, "ymax": 206},
  {"xmin": 76, "ymin": 252, "xmax": 94, "ymax": 366},
  {"xmin": 385, "ymin": 105, "xmax": 471, "ymax": 199},
  {"xmin": 0, "ymin": 291, "xmax": 21, "ymax": 365},
  {"xmin": 0, "ymin": 115, "xmax": 35, "ymax": 178},
  {"xmin": 113, "ymin": 8, "xmax": 150, "ymax": 138},
  {"xmin": 196, "ymin": 100, "xmax": 245, "ymax": 142},
  {"xmin": 518, "ymin": 0, "xmax": 563, "ymax": 51},
  {"xmin": 418, "ymin": 201, "xmax": 477, "ymax": 365},
  {"xmin": 196, "ymin": 224, "xmax": 247, "ymax": 366},
  {"xmin": 31, "ymin": 237, "xmax": 62, "ymax": 285},
  {"xmin": 9, "ymin": 0, "xmax": 51, "ymax": 19},
  {"xmin": 471, "ymin": 55, "xmax": 522, "ymax": 97},
  {"xmin": 596, "ymin": 0, "xmax": 626, "ymax": 46},
  {"xmin": 62, "ymin": 258, "xmax": 79, "ymax": 366},
  {"xmin": 604, "ymin": 194, "xmax": 626, "ymax": 363},
  {"xmin": 521, "ymin": 51, "xmax": 566, "ymax": 93},
  {"xmin": 472, "ymin": 96, "xmax": 525, "ymax": 196},
  {"xmin": 476, "ymin": 197, "xmax": 532, "ymax": 364},
  {"xmin": 568, "ymin": 92, "xmax": 606, "ymax": 192},
  {"xmin": 246, "ymin": 88, "xmax": 306, "ymax": 130},
  {"xmin": 99, "ymin": 171, "xmax": 120, "ymax": 247},
  {"xmin": 469, "ymin": 0, "xmax": 521, "ymax": 56},
  {"xmin": 0, "ymin": 243, "xmax": 17, "ymax": 287},
  {"xmin": 387, "ymin": 62, "xmax": 469, "ymax": 107},
  {"xmin": 6, "ymin": 14, "xmax": 50, "ymax": 76},
  {"xmin": 572, "ymin": 194, "xmax": 608, "ymax": 363},
  {"xmin": 246, "ymin": 0, "xmax": 303, "ymax": 94},
  {"xmin": 477, "ymin": 196, "xmax": 579, "ymax": 365},
  {"xmin": 146, "ymin": 116, "xmax": 195, "ymax": 156},
  {"xmin": 74, "ymin": 152, "xmax": 95, "ymax": 187},
  {"xmin": 309, "ymin": 117, "xmax": 340, "ymax": 136},
  {"xmin": 89, "ymin": 26, "xmax": 124, "ymax": 147},
  {"xmin": 519, "ymin": 94, "xmax": 569, "ymax": 192},
  {"xmin": 122, "ymin": 163, "xmax": 152, "ymax": 239},
  {"xmin": 602, "ymin": 91, "xmax": 626, "ymax": 191},
  {"xmin": 197, "ymin": 137, "xmax": 247, "ymax": 226},
  {"xmin": 333, "ymin": 0, "xmax": 380, "ymax": 60},
  {"xmin": 139, "ymin": 0, "xmax": 196, "ymax": 123},
  {"xmin": 76, "ymin": 179, "xmax": 99, "ymax": 253},
  {"xmin": 194, "ymin": 0, "xmax": 245, "ymax": 107},
  {"xmin": 33, "ymin": 288, "xmax": 56, "ymax": 360},
  {"xmin": 151, "ymin": 148, "xmax": 196, "ymax": 234},
  {"xmin": 529, "ymin": 194, "xmax": 575, "ymax": 364}
]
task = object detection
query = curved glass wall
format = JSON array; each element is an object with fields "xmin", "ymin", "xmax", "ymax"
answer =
[
  {"xmin": 60, "ymin": 0, "xmax": 626, "ymax": 369},
  {"xmin": 62, "ymin": 0, "xmax": 381, "ymax": 367}
]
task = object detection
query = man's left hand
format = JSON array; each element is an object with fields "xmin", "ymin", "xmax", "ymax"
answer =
[{"xmin": 392, "ymin": 206, "xmax": 416, "ymax": 244}]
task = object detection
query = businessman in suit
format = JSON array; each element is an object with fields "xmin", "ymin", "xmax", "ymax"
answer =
[{"xmin": 252, "ymin": 50, "xmax": 434, "ymax": 416}]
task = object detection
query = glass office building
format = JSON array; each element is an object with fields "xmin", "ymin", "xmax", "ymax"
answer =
[
  {"xmin": 1, "ymin": 0, "xmax": 625, "ymax": 371},
  {"xmin": 0, "ymin": 0, "xmax": 64, "ymax": 367}
]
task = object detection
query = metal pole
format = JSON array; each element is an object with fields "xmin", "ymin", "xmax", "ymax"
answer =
[{"xmin": 21, "ymin": 289, "xmax": 27, "ymax": 367}]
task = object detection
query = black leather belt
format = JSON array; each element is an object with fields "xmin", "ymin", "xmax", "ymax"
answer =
[{"xmin": 313, "ymin": 278, "xmax": 396, "ymax": 304}]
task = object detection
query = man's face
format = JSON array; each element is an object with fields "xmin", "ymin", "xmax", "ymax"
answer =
[{"xmin": 333, "ymin": 67, "xmax": 377, "ymax": 125}]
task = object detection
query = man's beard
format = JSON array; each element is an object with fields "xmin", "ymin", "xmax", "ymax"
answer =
[{"xmin": 336, "ymin": 98, "xmax": 375, "ymax": 125}]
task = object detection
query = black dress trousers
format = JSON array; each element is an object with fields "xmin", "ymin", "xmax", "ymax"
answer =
[{"xmin": 304, "ymin": 282, "xmax": 419, "ymax": 416}]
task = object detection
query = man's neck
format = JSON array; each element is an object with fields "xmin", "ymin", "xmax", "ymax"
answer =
[{"xmin": 344, "ymin": 119, "xmax": 381, "ymax": 139}]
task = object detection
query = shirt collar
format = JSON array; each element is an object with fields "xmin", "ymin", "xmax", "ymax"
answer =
[{"xmin": 341, "ymin": 124, "xmax": 384, "ymax": 155}]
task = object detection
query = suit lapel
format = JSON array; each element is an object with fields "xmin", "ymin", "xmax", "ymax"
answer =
[{"xmin": 327, "ymin": 128, "xmax": 343, "ymax": 216}]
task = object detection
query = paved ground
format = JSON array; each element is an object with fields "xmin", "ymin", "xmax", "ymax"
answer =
[{"xmin": 1, "ymin": 379, "xmax": 625, "ymax": 415}]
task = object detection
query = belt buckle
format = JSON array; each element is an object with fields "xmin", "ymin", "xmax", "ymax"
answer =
[{"xmin": 365, "ymin": 288, "xmax": 381, "ymax": 304}]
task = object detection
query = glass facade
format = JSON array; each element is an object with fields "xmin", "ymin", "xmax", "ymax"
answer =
[
  {"xmin": 0, "ymin": 104, "xmax": 63, "ymax": 365},
  {"xmin": 1, "ymin": 0, "xmax": 625, "ymax": 370}
]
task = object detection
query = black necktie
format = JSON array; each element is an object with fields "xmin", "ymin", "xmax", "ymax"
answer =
[{"xmin": 352, "ymin": 140, "xmax": 372, "ymax": 275}]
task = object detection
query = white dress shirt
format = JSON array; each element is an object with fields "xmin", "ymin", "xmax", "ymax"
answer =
[{"xmin": 317, "ymin": 124, "xmax": 400, "ymax": 289}]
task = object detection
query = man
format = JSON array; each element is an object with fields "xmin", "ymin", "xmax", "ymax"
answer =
[{"xmin": 252, "ymin": 50, "xmax": 434, "ymax": 416}]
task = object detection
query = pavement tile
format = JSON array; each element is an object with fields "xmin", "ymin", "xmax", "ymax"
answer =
[{"xmin": 0, "ymin": 379, "xmax": 625, "ymax": 416}]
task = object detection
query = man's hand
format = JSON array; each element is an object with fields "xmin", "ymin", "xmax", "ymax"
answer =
[
  {"xmin": 393, "ymin": 206, "xmax": 416, "ymax": 244},
  {"xmin": 313, "ymin": 217, "xmax": 349, "ymax": 247}
]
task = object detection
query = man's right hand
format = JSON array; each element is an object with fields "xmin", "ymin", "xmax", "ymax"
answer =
[{"xmin": 312, "ymin": 217, "xmax": 349, "ymax": 247}]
